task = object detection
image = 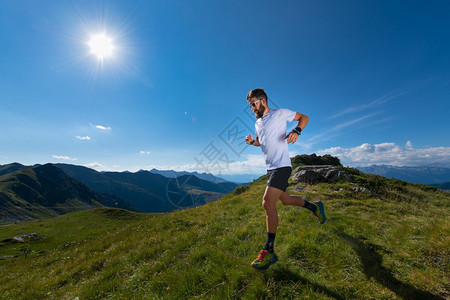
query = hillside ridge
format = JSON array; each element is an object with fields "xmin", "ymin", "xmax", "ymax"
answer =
[
  {"xmin": 0, "ymin": 164, "xmax": 135, "ymax": 222},
  {"xmin": 0, "ymin": 165, "xmax": 448, "ymax": 299}
]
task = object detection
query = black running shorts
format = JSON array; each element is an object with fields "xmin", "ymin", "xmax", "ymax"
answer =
[{"xmin": 267, "ymin": 166, "xmax": 292, "ymax": 192}]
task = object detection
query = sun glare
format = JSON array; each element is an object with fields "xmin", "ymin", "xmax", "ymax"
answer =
[{"xmin": 88, "ymin": 33, "xmax": 114, "ymax": 60}]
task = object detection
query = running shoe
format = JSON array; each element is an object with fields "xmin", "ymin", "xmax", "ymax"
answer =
[
  {"xmin": 251, "ymin": 249, "xmax": 278, "ymax": 270},
  {"xmin": 312, "ymin": 200, "xmax": 326, "ymax": 224}
]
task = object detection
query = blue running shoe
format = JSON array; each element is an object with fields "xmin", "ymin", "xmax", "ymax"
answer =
[
  {"xmin": 251, "ymin": 249, "xmax": 278, "ymax": 270},
  {"xmin": 312, "ymin": 200, "xmax": 326, "ymax": 224}
]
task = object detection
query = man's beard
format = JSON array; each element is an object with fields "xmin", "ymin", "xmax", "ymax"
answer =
[{"xmin": 254, "ymin": 106, "xmax": 265, "ymax": 118}]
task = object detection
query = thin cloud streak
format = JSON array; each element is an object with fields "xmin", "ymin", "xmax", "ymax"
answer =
[
  {"xmin": 329, "ymin": 94, "xmax": 394, "ymax": 120},
  {"xmin": 332, "ymin": 112, "xmax": 379, "ymax": 131},
  {"xmin": 302, "ymin": 84, "xmax": 426, "ymax": 147},
  {"xmin": 363, "ymin": 116, "xmax": 396, "ymax": 128},
  {"xmin": 328, "ymin": 81, "xmax": 431, "ymax": 120},
  {"xmin": 305, "ymin": 113, "xmax": 379, "ymax": 146}
]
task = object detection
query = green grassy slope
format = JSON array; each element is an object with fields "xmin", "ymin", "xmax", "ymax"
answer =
[{"xmin": 0, "ymin": 170, "xmax": 448, "ymax": 299}]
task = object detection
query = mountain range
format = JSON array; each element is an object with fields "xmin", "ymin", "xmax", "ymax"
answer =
[
  {"xmin": 0, "ymin": 164, "xmax": 134, "ymax": 222},
  {"xmin": 0, "ymin": 163, "xmax": 239, "ymax": 222},
  {"xmin": 4, "ymin": 158, "xmax": 449, "ymax": 223},
  {"xmin": 147, "ymin": 168, "xmax": 257, "ymax": 184},
  {"xmin": 356, "ymin": 165, "xmax": 450, "ymax": 185},
  {"xmin": 57, "ymin": 164, "xmax": 239, "ymax": 211},
  {"xmin": 146, "ymin": 168, "xmax": 229, "ymax": 183}
]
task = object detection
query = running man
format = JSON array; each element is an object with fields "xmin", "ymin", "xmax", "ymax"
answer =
[{"xmin": 245, "ymin": 88, "xmax": 326, "ymax": 271}]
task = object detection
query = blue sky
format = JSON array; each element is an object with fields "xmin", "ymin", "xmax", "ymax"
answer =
[{"xmin": 1, "ymin": 0, "xmax": 449, "ymax": 181}]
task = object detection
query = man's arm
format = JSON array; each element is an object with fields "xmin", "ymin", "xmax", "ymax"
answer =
[
  {"xmin": 285, "ymin": 112, "xmax": 309, "ymax": 144},
  {"xmin": 293, "ymin": 112, "xmax": 309, "ymax": 130}
]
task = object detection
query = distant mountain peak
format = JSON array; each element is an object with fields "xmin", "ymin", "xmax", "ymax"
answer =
[
  {"xmin": 357, "ymin": 164, "xmax": 450, "ymax": 184},
  {"xmin": 147, "ymin": 169, "xmax": 233, "ymax": 184}
]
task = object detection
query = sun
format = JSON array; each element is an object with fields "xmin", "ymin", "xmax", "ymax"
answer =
[{"xmin": 88, "ymin": 33, "xmax": 114, "ymax": 60}]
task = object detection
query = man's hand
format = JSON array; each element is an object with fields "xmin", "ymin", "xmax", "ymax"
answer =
[
  {"xmin": 245, "ymin": 134, "xmax": 255, "ymax": 145},
  {"xmin": 284, "ymin": 132, "xmax": 299, "ymax": 144}
]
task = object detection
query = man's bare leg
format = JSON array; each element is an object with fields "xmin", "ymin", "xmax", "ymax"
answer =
[
  {"xmin": 279, "ymin": 191, "xmax": 305, "ymax": 207},
  {"xmin": 262, "ymin": 186, "xmax": 284, "ymax": 233},
  {"xmin": 279, "ymin": 190, "xmax": 326, "ymax": 224},
  {"xmin": 251, "ymin": 186, "xmax": 283, "ymax": 269}
]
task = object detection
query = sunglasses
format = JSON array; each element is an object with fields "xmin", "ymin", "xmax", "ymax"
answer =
[{"xmin": 249, "ymin": 99, "xmax": 263, "ymax": 108}]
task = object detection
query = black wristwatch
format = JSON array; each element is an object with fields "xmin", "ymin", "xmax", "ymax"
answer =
[{"xmin": 292, "ymin": 127, "xmax": 302, "ymax": 135}]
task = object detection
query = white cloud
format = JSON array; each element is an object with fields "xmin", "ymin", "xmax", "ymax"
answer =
[
  {"xmin": 84, "ymin": 162, "xmax": 105, "ymax": 168},
  {"xmin": 52, "ymin": 155, "xmax": 77, "ymax": 161},
  {"xmin": 316, "ymin": 141, "xmax": 450, "ymax": 167},
  {"xmin": 76, "ymin": 136, "xmax": 91, "ymax": 140},
  {"xmin": 223, "ymin": 154, "xmax": 267, "ymax": 175},
  {"xmin": 140, "ymin": 151, "xmax": 151, "ymax": 155},
  {"xmin": 96, "ymin": 125, "xmax": 111, "ymax": 131},
  {"xmin": 406, "ymin": 140, "xmax": 413, "ymax": 150},
  {"xmin": 90, "ymin": 123, "xmax": 111, "ymax": 131}
]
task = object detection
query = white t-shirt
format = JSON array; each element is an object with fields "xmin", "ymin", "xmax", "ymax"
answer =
[{"xmin": 255, "ymin": 108, "xmax": 297, "ymax": 170}]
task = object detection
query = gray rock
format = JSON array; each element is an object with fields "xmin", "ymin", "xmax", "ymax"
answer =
[
  {"xmin": 291, "ymin": 165, "xmax": 351, "ymax": 184},
  {"xmin": 11, "ymin": 233, "xmax": 44, "ymax": 243},
  {"xmin": 352, "ymin": 186, "xmax": 371, "ymax": 194},
  {"xmin": 0, "ymin": 255, "xmax": 18, "ymax": 260}
]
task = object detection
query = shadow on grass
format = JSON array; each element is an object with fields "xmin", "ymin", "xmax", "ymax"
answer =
[
  {"xmin": 338, "ymin": 232, "xmax": 444, "ymax": 300},
  {"xmin": 263, "ymin": 266, "xmax": 346, "ymax": 299}
]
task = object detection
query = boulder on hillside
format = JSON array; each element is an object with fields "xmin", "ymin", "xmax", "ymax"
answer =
[
  {"xmin": 352, "ymin": 186, "xmax": 371, "ymax": 194},
  {"xmin": 290, "ymin": 165, "xmax": 350, "ymax": 184},
  {"xmin": 291, "ymin": 153, "xmax": 342, "ymax": 167},
  {"xmin": 1, "ymin": 232, "xmax": 45, "ymax": 243}
]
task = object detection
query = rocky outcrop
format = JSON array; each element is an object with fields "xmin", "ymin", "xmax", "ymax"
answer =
[
  {"xmin": 1, "ymin": 232, "xmax": 45, "ymax": 243},
  {"xmin": 351, "ymin": 186, "xmax": 371, "ymax": 194},
  {"xmin": 290, "ymin": 165, "xmax": 351, "ymax": 184},
  {"xmin": 291, "ymin": 153, "xmax": 342, "ymax": 167}
]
